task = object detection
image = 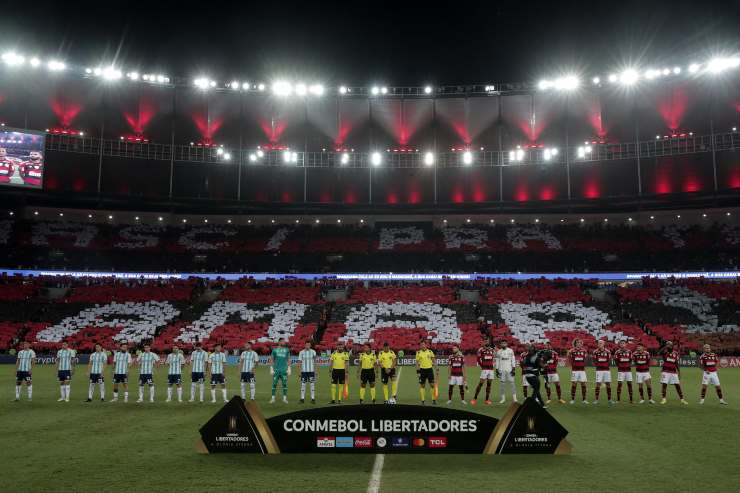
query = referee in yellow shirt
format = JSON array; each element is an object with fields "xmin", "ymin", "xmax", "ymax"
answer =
[
  {"xmin": 415, "ymin": 340, "xmax": 438, "ymax": 405},
  {"xmin": 378, "ymin": 342, "xmax": 398, "ymax": 403},
  {"xmin": 329, "ymin": 342, "xmax": 349, "ymax": 404},
  {"xmin": 357, "ymin": 344, "xmax": 378, "ymax": 404}
]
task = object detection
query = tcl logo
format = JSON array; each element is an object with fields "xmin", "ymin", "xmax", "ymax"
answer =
[
  {"xmin": 354, "ymin": 437, "xmax": 372, "ymax": 448},
  {"xmin": 428, "ymin": 437, "xmax": 447, "ymax": 448}
]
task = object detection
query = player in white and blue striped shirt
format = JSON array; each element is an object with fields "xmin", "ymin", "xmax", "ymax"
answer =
[
  {"xmin": 188, "ymin": 343, "xmax": 208, "ymax": 402},
  {"xmin": 208, "ymin": 344, "xmax": 228, "ymax": 403},
  {"xmin": 136, "ymin": 344, "xmax": 160, "ymax": 403},
  {"xmin": 86, "ymin": 343, "xmax": 108, "ymax": 402},
  {"xmin": 111, "ymin": 342, "xmax": 132, "ymax": 402},
  {"xmin": 166, "ymin": 345, "xmax": 185, "ymax": 402},
  {"xmin": 298, "ymin": 341, "xmax": 318, "ymax": 404},
  {"xmin": 56, "ymin": 342, "xmax": 75, "ymax": 402},
  {"xmin": 15, "ymin": 341, "xmax": 35, "ymax": 401},
  {"xmin": 239, "ymin": 341, "xmax": 259, "ymax": 400}
]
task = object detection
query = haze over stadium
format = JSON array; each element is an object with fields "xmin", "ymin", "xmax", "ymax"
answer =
[{"xmin": 1, "ymin": 1, "xmax": 740, "ymax": 492}]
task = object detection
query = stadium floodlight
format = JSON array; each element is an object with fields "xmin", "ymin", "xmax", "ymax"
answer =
[
  {"xmin": 424, "ymin": 85, "xmax": 433, "ymax": 94},
  {"xmin": 380, "ymin": 86, "xmax": 388, "ymax": 94},
  {"xmin": 102, "ymin": 66, "xmax": 122, "ymax": 81},
  {"xmin": 216, "ymin": 147, "xmax": 224, "ymax": 156},
  {"xmin": 272, "ymin": 80, "xmax": 293, "ymax": 96},
  {"xmin": 223, "ymin": 153, "xmax": 231, "ymax": 161},
  {"xmin": 309, "ymin": 84, "xmax": 325, "ymax": 96},
  {"xmin": 127, "ymin": 71, "xmax": 140, "ymax": 80},
  {"xmin": 462, "ymin": 150, "xmax": 473, "ymax": 165},
  {"xmin": 142, "ymin": 74, "xmax": 150, "ymax": 81},
  {"xmin": 194, "ymin": 77, "xmax": 211, "ymax": 90},
  {"xmin": 283, "ymin": 150, "xmax": 292, "ymax": 163},
  {"xmin": 516, "ymin": 148, "xmax": 524, "ymax": 161},
  {"xmin": 424, "ymin": 151, "xmax": 435, "ymax": 166},
  {"xmin": 644, "ymin": 68, "xmax": 658, "ymax": 80},
  {"xmin": 508, "ymin": 150, "xmax": 516, "ymax": 161},
  {"xmin": 242, "ymin": 82, "xmax": 250, "ymax": 90},
  {"xmin": 291, "ymin": 152, "xmax": 298, "ymax": 163},
  {"xmin": 554, "ymin": 76, "xmax": 579, "ymax": 90},
  {"xmin": 371, "ymin": 151, "xmax": 382, "ymax": 166},
  {"xmin": 688, "ymin": 63, "xmax": 700, "ymax": 73},
  {"xmin": 29, "ymin": 57, "xmax": 41, "ymax": 68},
  {"xmin": 608, "ymin": 73, "xmax": 618, "ymax": 83},
  {"xmin": 544, "ymin": 148, "xmax": 552, "ymax": 161},
  {"xmin": 157, "ymin": 75, "xmax": 169, "ymax": 84},
  {"xmin": 371, "ymin": 86, "xmax": 380, "ymax": 95},
  {"xmin": 229, "ymin": 81, "xmax": 240, "ymax": 90},
  {"xmin": 707, "ymin": 57, "xmax": 740, "ymax": 74},
  {"xmin": 257, "ymin": 83, "xmax": 266, "ymax": 91},
  {"xmin": 256, "ymin": 149, "xmax": 264, "ymax": 158},
  {"xmin": 249, "ymin": 153, "xmax": 257, "ymax": 162},
  {"xmin": 295, "ymin": 83, "xmax": 307, "ymax": 96},
  {"xmin": 592, "ymin": 76, "xmax": 600, "ymax": 85},
  {"xmin": 340, "ymin": 152, "xmax": 350, "ymax": 165},
  {"xmin": 619, "ymin": 69, "xmax": 639, "ymax": 85},
  {"xmin": 661, "ymin": 68, "xmax": 671, "ymax": 76},
  {"xmin": 48, "ymin": 60, "xmax": 66, "ymax": 72},
  {"xmin": 339, "ymin": 85, "xmax": 348, "ymax": 94},
  {"xmin": 538, "ymin": 80, "xmax": 551, "ymax": 91},
  {"xmin": 672, "ymin": 66, "xmax": 681, "ymax": 74},
  {"xmin": 2, "ymin": 52, "xmax": 25, "ymax": 66},
  {"xmin": 85, "ymin": 67, "xmax": 92, "ymax": 74},
  {"xmin": 93, "ymin": 67, "xmax": 102, "ymax": 76}
]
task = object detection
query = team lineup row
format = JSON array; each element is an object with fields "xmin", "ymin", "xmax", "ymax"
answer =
[{"xmin": 11, "ymin": 338, "xmax": 729, "ymax": 406}]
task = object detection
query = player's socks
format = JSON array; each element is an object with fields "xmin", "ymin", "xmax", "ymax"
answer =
[
  {"xmin": 360, "ymin": 387, "xmax": 366, "ymax": 401},
  {"xmin": 15, "ymin": 385, "xmax": 21, "ymax": 400},
  {"xmin": 420, "ymin": 388, "xmax": 426, "ymax": 402},
  {"xmin": 124, "ymin": 391, "xmax": 129, "ymax": 402},
  {"xmin": 199, "ymin": 383, "xmax": 205, "ymax": 401},
  {"xmin": 570, "ymin": 383, "xmax": 576, "ymax": 400},
  {"xmin": 675, "ymin": 385, "xmax": 684, "ymax": 400},
  {"xmin": 150, "ymin": 386, "xmax": 155, "ymax": 402},
  {"xmin": 647, "ymin": 386, "xmax": 653, "ymax": 400},
  {"xmin": 167, "ymin": 387, "xmax": 173, "ymax": 400},
  {"xmin": 27, "ymin": 385, "xmax": 32, "ymax": 400},
  {"xmin": 241, "ymin": 383, "xmax": 246, "ymax": 399},
  {"xmin": 459, "ymin": 386, "xmax": 465, "ymax": 400},
  {"xmin": 485, "ymin": 381, "xmax": 492, "ymax": 401},
  {"xmin": 383, "ymin": 384, "xmax": 389, "ymax": 401},
  {"xmin": 555, "ymin": 383, "xmax": 562, "ymax": 400},
  {"xmin": 300, "ymin": 382, "xmax": 306, "ymax": 400},
  {"xmin": 474, "ymin": 383, "xmax": 482, "ymax": 399},
  {"xmin": 523, "ymin": 386, "xmax": 528, "ymax": 398},
  {"xmin": 617, "ymin": 382, "xmax": 622, "ymax": 401},
  {"xmin": 391, "ymin": 380, "xmax": 398, "ymax": 397},
  {"xmin": 251, "ymin": 382, "xmax": 256, "ymax": 400},
  {"xmin": 448, "ymin": 386, "xmax": 453, "ymax": 400},
  {"xmin": 331, "ymin": 384, "xmax": 337, "ymax": 401},
  {"xmin": 211, "ymin": 389, "xmax": 217, "ymax": 402},
  {"xmin": 177, "ymin": 388, "xmax": 183, "ymax": 401},
  {"xmin": 138, "ymin": 387, "xmax": 144, "ymax": 401},
  {"xmin": 638, "ymin": 386, "xmax": 644, "ymax": 400},
  {"xmin": 627, "ymin": 383, "xmax": 633, "ymax": 402},
  {"xmin": 595, "ymin": 385, "xmax": 601, "ymax": 402},
  {"xmin": 545, "ymin": 385, "xmax": 551, "ymax": 400},
  {"xmin": 717, "ymin": 388, "xmax": 723, "ymax": 399},
  {"xmin": 661, "ymin": 383, "xmax": 667, "ymax": 398},
  {"xmin": 99, "ymin": 383, "xmax": 105, "ymax": 400},
  {"xmin": 701, "ymin": 387, "xmax": 707, "ymax": 399},
  {"xmin": 190, "ymin": 383, "xmax": 196, "ymax": 400},
  {"xmin": 581, "ymin": 384, "xmax": 587, "ymax": 401},
  {"xmin": 370, "ymin": 387, "xmax": 376, "ymax": 401},
  {"xmin": 61, "ymin": 386, "xmax": 66, "ymax": 400},
  {"xmin": 222, "ymin": 389, "xmax": 228, "ymax": 401},
  {"xmin": 606, "ymin": 384, "xmax": 612, "ymax": 401},
  {"xmin": 88, "ymin": 383, "xmax": 94, "ymax": 400}
]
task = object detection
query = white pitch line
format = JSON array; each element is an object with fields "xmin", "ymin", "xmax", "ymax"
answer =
[{"xmin": 367, "ymin": 453, "xmax": 385, "ymax": 493}]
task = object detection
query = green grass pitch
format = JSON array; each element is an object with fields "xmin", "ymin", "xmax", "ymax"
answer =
[{"xmin": 2, "ymin": 365, "xmax": 739, "ymax": 492}]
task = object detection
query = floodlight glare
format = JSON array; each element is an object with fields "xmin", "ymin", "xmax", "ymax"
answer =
[
  {"xmin": 554, "ymin": 76, "xmax": 579, "ymax": 90},
  {"xmin": 29, "ymin": 57, "xmax": 41, "ymax": 67},
  {"xmin": 371, "ymin": 86, "xmax": 380, "ymax": 95},
  {"xmin": 128, "ymin": 71, "xmax": 140, "ymax": 80},
  {"xmin": 223, "ymin": 153, "xmax": 231, "ymax": 160},
  {"xmin": 102, "ymin": 66, "xmax": 122, "ymax": 80},
  {"xmin": 661, "ymin": 68, "xmax": 670, "ymax": 76},
  {"xmin": 380, "ymin": 86, "xmax": 388, "ymax": 94},
  {"xmin": 230, "ymin": 81, "xmax": 240, "ymax": 90},
  {"xmin": 424, "ymin": 85, "xmax": 433, "ymax": 94},
  {"xmin": 216, "ymin": 147, "xmax": 224, "ymax": 156},
  {"xmin": 371, "ymin": 151, "xmax": 382, "ymax": 166},
  {"xmin": 544, "ymin": 149, "xmax": 552, "ymax": 161},
  {"xmin": 538, "ymin": 79, "xmax": 551, "ymax": 91},
  {"xmin": 48, "ymin": 60, "xmax": 66, "ymax": 71},
  {"xmin": 620, "ymin": 69, "xmax": 639, "ymax": 85},
  {"xmin": 462, "ymin": 151, "xmax": 473, "ymax": 165},
  {"xmin": 608, "ymin": 73, "xmax": 618, "ymax": 83},
  {"xmin": 2, "ymin": 52, "xmax": 25, "ymax": 66},
  {"xmin": 256, "ymin": 150, "xmax": 264, "ymax": 158},
  {"xmin": 295, "ymin": 83, "xmax": 307, "ymax": 96},
  {"xmin": 249, "ymin": 153, "xmax": 257, "ymax": 162},
  {"xmin": 309, "ymin": 84, "xmax": 325, "ymax": 96},
  {"xmin": 242, "ymin": 82, "xmax": 250, "ymax": 90},
  {"xmin": 509, "ymin": 150, "xmax": 516, "ymax": 161},
  {"xmin": 688, "ymin": 63, "xmax": 700, "ymax": 73},
  {"xmin": 272, "ymin": 81, "xmax": 293, "ymax": 96},
  {"xmin": 341, "ymin": 152, "xmax": 350, "ymax": 165},
  {"xmin": 194, "ymin": 78, "xmax": 210, "ymax": 89},
  {"xmin": 424, "ymin": 151, "xmax": 435, "ymax": 166},
  {"xmin": 283, "ymin": 150, "xmax": 292, "ymax": 163},
  {"xmin": 516, "ymin": 149, "xmax": 525, "ymax": 161},
  {"xmin": 672, "ymin": 66, "xmax": 681, "ymax": 74},
  {"xmin": 592, "ymin": 76, "xmax": 600, "ymax": 84},
  {"xmin": 257, "ymin": 83, "xmax": 266, "ymax": 91},
  {"xmin": 339, "ymin": 85, "xmax": 348, "ymax": 94}
]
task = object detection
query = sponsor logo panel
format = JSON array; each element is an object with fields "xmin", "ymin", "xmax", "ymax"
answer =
[{"xmin": 316, "ymin": 436, "xmax": 335, "ymax": 448}]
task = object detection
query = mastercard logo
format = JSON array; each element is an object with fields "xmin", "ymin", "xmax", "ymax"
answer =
[{"xmin": 412, "ymin": 438, "xmax": 426, "ymax": 447}]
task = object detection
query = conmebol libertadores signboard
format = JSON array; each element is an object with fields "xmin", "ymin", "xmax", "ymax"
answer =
[{"xmin": 197, "ymin": 397, "xmax": 570, "ymax": 454}]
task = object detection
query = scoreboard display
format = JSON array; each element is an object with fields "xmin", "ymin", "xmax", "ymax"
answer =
[{"xmin": 0, "ymin": 128, "xmax": 45, "ymax": 189}]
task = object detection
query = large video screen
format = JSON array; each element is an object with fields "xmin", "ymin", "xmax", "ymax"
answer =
[{"xmin": 0, "ymin": 128, "xmax": 45, "ymax": 189}]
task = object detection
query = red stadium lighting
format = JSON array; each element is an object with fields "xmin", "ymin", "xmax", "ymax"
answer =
[
  {"xmin": 119, "ymin": 134, "xmax": 150, "ymax": 143},
  {"xmin": 47, "ymin": 127, "xmax": 85, "ymax": 137}
]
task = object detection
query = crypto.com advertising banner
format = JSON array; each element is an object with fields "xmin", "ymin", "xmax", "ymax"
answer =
[{"xmin": 0, "ymin": 128, "xmax": 45, "ymax": 189}]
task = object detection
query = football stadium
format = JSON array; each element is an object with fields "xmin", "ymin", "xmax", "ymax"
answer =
[{"xmin": 1, "ymin": 2, "xmax": 740, "ymax": 492}]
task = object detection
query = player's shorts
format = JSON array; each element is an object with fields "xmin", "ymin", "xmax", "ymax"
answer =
[
  {"xmin": 113, "ymin": 373, "xmax": 128, "ymax": 384},
  {"xmin": 449, "ymin": 375, "xmax": 464, "ymax": 386},
  {"xmin": 331, "ymin": 369, "xmax": 346, "ymax": 384},
  {"xmin": 211, "ymin": 373, "xmax": 226, "ymax": 385},
  {"xmin": 299, "ymin": 371, "xmax": 315, "ymax": 383},
  {"xmin": 380, "ymin": 368, "xmax": 396, "ymax": 384},
  {"xmin": 595, "ymin": 370, "xmax": 612, "ymax": 383},
  {"xmin": 139, "ymin": 374, "xmax": 154, "ymax": 385},
  {"xmin": 617, "ymin": 371, "xmax": 633, "ymax": 382},
  {"xmin": 89, "ymin": 373, "xmax": 104, "ymax": 384},
  {"xmin": 701, "ymin": 371, "xmax": 720, "ymax": 386},
  {"xmin": 571, "ymin": 370, "xmax": 587, "ymax": 382},
  {"xmin": 545, "ymin": 372, "xmax": 560, "ymax": 383},
  {"xmin": 418, "ymin": 368, "xmax": 435, "ymax": 385},
  {"xmin": 479, "ymin": 369, "xmax": 495, "ymax": 380},
  {"xmin": 168, "ymin": 374, "xmax": 182, "ymax": 385},
  {"xmin": 58, "ymin": 370, "xmax": 72, "ymax": 382},
  {"xmin": 636, "ymin": 371, "xmax": 651, "ymax": 383},
  {"xmin": 498, "ymin": 370, "xmax": 515, "ymax": 383},
  {"xmin": 660, "ymin": 372, "xmax": 680, "ymax": 385},
  {"xmin": 191, "ymin": 372, "xmax": 205, "ymax": 383},
  {"xmin": 360, "ymin": 369, "xmax": 376, "ymax": 384},
  {"xmin": 16, "ymin": 371, "xmax": 31, "ymax": 382},
  {"xmin": 241, "ymin": 372, "xmax": 255, "ymax": 383}
]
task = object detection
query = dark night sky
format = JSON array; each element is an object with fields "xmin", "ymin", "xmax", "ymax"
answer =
[{"xmin": 1, "ymin": 0, "xmax": 739, "ymax": 86}]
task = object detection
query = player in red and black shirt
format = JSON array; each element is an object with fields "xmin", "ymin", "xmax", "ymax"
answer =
[
  {"xmin": 613, "ymin": 340, "xmax": 634, "ymax": 403},
  {"xmin": 659, "ymin": 341, "xmax": 687, "ymax": 405},
  {"xmin": 447, "ymin": 345, "xmax": 467, "ymax": 404},
  {"xmin": 471, "ymin": 340, "xmax": 496, "ymax": 405},
  {"xmin": 0, "ymin": 147, "xmax": 17, "ymax": 184},
  {"xmin": 567, "ymin": 339, "xmax": 589, "ymax": 403},
  {"xmin": 592, "ymin": 340, "xmax": 614, "ymax": 404},
  {"xmin": 19, "ymin": 151, "xmax": 44, "ymax": 187},
  {"xmin": 632, "ymin": 344, "xmax": 654, "ymax": 403},
  {"xmin": 543, "ymin": 342, "xmax": 564, "ymax": 403},
  {"xmin": 698, "ymin": 344, "xmax": 727, "ymax": 405}
]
